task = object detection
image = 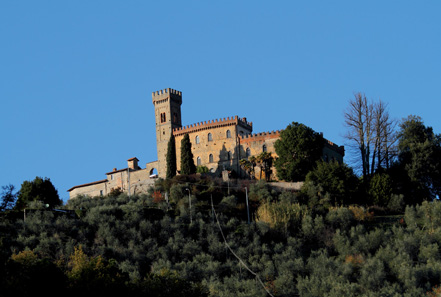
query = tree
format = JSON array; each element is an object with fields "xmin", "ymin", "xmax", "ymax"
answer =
[
  {"xmin": 303, "ymin": 160, "xmax": 359, "ymax": 206},
  {"xmin": 3, "ymin": 250, "xmax": 67, "ymax": 296},
  {"xmin": 368, "ymin": 172, "xmax": 393, "ymax": 206},
  {"xmin": 166, "ymin": 134, "xmax": 177, "ymax": 179},
  {"xmin": 396, "ymin": 115, "xmax": 441, "ymax": 201},
  {"xmin": 180, "ymin": 134, "xmax": 196, "ymax": 175},
  {"xmin": 0, "ymin": 184, "xmax": 17, "ymax": 211},
  {"xmin": 196, "ymin": 166, "xmax": 209, "ymax": 174},
  {"xmin": 239, "ymin": 157, "xmax": 256, "ymax": 178},
  {"xmin": 344, "ymin": 93, "xmax": 397, "ymax": 180},
  {"xmin": 256, "ymin": 152, "xmax": 273, "ymax": 181},
  {"xmin": 274, "ymin": 122, "xmax": 324, "ymax": 182},
  {"xmin": 15, "ymin": 177, "xmax": 61, "ymax": 210}
]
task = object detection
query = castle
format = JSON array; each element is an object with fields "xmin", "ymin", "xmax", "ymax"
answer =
[{"xmin": 68, "ymin": 88, "xmax": 344, "ymax": 199}]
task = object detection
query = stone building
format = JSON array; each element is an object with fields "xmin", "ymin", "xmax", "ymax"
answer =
[
  {"xmin": 67, "ymin": 157, "xmax": 155, "ymax": 198},
  {"xmin": 68, "ymin": 87, "xmax": 344, "ymax": 199}
]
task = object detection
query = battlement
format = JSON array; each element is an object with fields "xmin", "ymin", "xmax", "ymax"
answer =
[
  {"xmin": 152, "ymin": 88, "xmax": 182, "ymax": 104},
  {"xmin": 324, "ymin": 139, "xmax": 345, "ymax": 155},
  {"xmin": 240, "ymin": 130, "xmax": 281, "ymax": 142},
  {"xmin": 173, "ymin": 115, "xmax": 253, "ymax": 136},
  {"xmin": 152, "ymin": 88, "xmax": 182, "ymax": 97}
]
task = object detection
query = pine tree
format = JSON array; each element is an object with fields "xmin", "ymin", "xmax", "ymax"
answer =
[
  {"xmin": 166, "ymin": 134, "xmax": 177, "ymax": 179},
  {"xmin": 180, "ymin": 134, "xmax": 196, "ymax": 175}
]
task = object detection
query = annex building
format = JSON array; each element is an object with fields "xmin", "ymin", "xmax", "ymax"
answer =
[{"xmin": 68, "ymin": 88, "xmax": 344, "ymax": 199}]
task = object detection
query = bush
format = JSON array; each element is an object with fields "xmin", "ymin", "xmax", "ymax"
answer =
[
  {"xmin": 256, "ymin": 200, "xmax": 308, "ymax": 235},
  {"xmin": 326, "ymin": 207, "xmax": 355, "ymax": 231}
]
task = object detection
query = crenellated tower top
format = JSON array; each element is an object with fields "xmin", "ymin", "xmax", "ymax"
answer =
[
  {"xmin": 152, "ymin": 88, "xmax": 182, "ymax": 105},
  {"xmin": 152, "ymin": 88, "xmax": 183, "ymax": 178}
]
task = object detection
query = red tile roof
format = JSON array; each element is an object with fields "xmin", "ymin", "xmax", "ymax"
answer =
[{"xmin": 67, "ymin": 179, "xmax": 107, "ymax": 192}]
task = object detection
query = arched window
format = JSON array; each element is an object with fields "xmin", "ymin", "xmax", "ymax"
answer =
[
  {"xmin": 246, "ymin": 148, "xmax": 251, "ymax": 157},
  {"xmin": 226, "ymin": 130, "xmax": 231, "ymax": 138},
  {"xmin": 195, "ymin": 135, "xmax": 200, "ymax": 144},
  {"xmin": 209, "ymin": 154, "xmax": 214, "ymax": 163},
  {"xmin": 208, "ymin": 133, "xmax": 213, "ymax": 141},
  {"xmin": 197, "ymin": 156, "xmax": 201, "ymax": 166},
  {"xmin": 262, "ymin": 144, "xmax": 267, "ymax": 152}
]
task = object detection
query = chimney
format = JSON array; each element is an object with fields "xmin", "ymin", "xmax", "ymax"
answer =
[{"xmin": 127, "ymin": 157, "xmax": 139, "ymax": 170}]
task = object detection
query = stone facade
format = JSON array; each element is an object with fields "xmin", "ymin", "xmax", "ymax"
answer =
[
  {"xmin": 173, "ymin": 116, "xmax": 253, "ymax": 176},
  {"xmin": 68, "ymin": 87, "xmax": 344, "ymax": 199},
  {"xmin": 155, "ymin": 88, "xmax": 344, "ymax": 180},
  {"xmin": 68, "ymin": 158, "xmax": 155, "ymax": 198}
]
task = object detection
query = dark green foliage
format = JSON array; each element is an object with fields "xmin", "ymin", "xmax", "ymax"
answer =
[
  {"xmin": 274, "ymin": 122, "xmax": 325, "ymax": 182},
  {"xmin": 180, "ymin": 133, "xmax": 196, "ymax": 175},
  {"xmin": 3, "ymin": 174, "xmax": 441, "ymax": 296},
  {"xmin": 368, "ymin": 173, "xmax": 393, "ymax": 206},
  {"xmin": 196, "ymin": 165, "xmax": 209, "ymax": 174},
  {"xmin": 131, "ymin": 269, "xmax": 209, "ymax": 297},
  {"xmin": 166, "ymin": 134, "xmax": 177, "ymax": 179},
  {"xmin": 15, "ymin": 177, "xmax": 61, "ymax": 210},
  {"xmin": 396, "ymin": 115, "xmax": 441, "ymax": 202},
  {"xmin": 303, "ymin": 161, "xmax": 359, "ymax": 206}
]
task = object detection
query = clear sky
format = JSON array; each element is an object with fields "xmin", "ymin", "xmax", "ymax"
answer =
[{"xmin": 1, "ymin": 1, "xmax": 440, "ymax": 203}]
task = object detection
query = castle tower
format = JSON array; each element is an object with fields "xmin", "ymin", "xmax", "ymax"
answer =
[{"xmin": 152, "ymin": 88, "xmax": 182, "ymax": 178}]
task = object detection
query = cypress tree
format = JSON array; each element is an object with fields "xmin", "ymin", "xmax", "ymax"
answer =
[
  {"xmin": 180, "ymin": 134, "xmax": 196, "ymax": 175},
  {"xmin": 166, "ymin": 134, "xmax": 177, "ymax": 179}
]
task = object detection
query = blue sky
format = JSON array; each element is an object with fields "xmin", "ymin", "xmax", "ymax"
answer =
[{"xmin": 1, "ymin": 1, "xmax": 440, "ymax": 203}]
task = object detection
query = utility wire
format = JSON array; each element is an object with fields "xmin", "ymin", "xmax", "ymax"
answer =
[{"xmin": 211, "ymin": 197, "xmax": 275, "ymax": 297}]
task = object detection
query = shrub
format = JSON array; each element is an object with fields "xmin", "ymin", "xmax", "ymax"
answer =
[
  {"xmin": 256, "ymin": 200, "xmax": 308, "ymax": 235},
  {"xmin": 326, "ymin": 207, "xmax": 355, "ymax": 231}
]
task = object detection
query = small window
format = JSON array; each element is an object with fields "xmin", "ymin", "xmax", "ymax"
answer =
[
  {"xmin": 197, "ymin": 156, "xmax": 201, "ymax": 166},
  {"xmin": 246, "ymin": 148, "xmax": 251, "ymax": 157},
  {"xmin": 226, "ymin": 130, "xmax": 231, "ymax": 138},
  {"xmin": 262, "ymin": 144, "xmax": 267, "ymax": 152},
  {"xmin": 208, "ymin": 133, "xmax": 213, "ymax": 141},
  {"xmin": 209, "ymin": 154, "xmax": 213, "ymax": 163},
  {"xmin": 110, "ymin": 175, "xmax": 114, "ymax": 180},
  {"xmin": 195, "ymin": 135, "xmax": 200, "ymax": 144},
  {"xmin": 160, "ymin": 112, "xmax": 166, "ymax": 123},
  {"xmin": 100, "ymin": 190, "xmax": 103, "ymax": 196}
]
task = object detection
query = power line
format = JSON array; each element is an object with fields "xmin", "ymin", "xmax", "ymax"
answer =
[{"xmin": 211, "ymin": 196, "xmax": 275, "ymax": 297}]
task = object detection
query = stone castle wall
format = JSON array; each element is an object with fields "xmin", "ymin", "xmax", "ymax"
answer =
[
  {"xmin": 68, "ymin": 87, "xmax": 345, "ymax": 199},
  {"xmin": 173, "ymin": 116, "xmax": 253, "ymax": 175}
]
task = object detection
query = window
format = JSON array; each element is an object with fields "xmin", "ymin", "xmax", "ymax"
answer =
[
  {"xmin": 160, "ymin": 112, "xmax": 166, "ymax": 123},
  {"xmin": 197, "ymin": 156, "xmax": 201, "ymax": 166},
  {"xmin": 262, "ymin": 144, "xmax": 267, "ymax": 152},
  {"xmin": 226, "ymin": 130, "xmax": 231, "ymax": 138},
  {"xmin": 246, "ymin": 148, "xmax": 251, "ymax": 157},
  {"xmin": 110, "ymin": 175, "xmax": 114, "ymax": 180},
  {"xmin": 100, "ymin": 190, "xmax": 103, "ymax": 196},
  {"xmin": 208, "ymin": 133, "xmax": 213, "ymax": 141},
  {"xmin": 227, "ymin": 151, "xmax": 231, "ymax": 160},
  {"xmin": 195, "ymin": 135, "xmax": 200, "ymax": 144},
  {"xmin": 209, "ymin": 154, "xmax": 214, "ymax": 163}
]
